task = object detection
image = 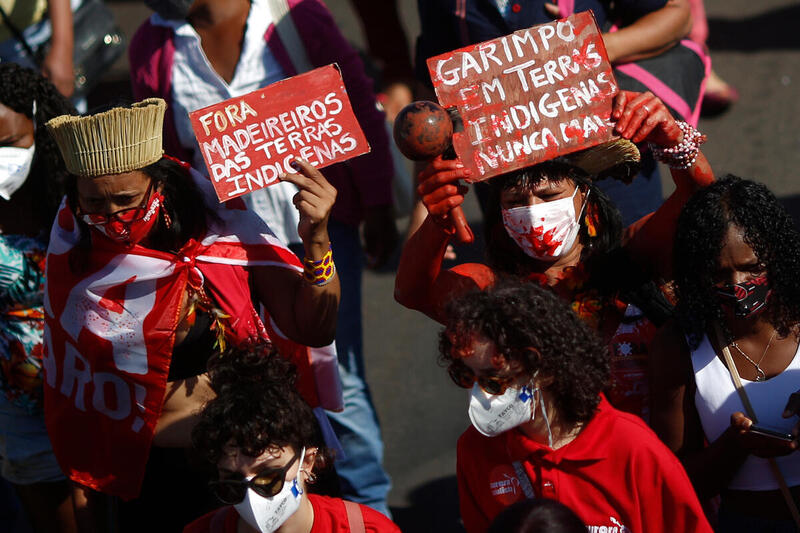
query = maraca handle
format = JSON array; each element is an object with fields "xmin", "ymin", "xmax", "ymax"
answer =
[
  {"xmin": 451, "ymin": 206, "xmax": 474, "ymax": 243},
  {"xmin": 394, "ymin": 100, "xmax": 475, "ymax": 243}
]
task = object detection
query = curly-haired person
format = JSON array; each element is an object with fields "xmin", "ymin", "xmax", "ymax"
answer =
[
  {"xmin": 185, "ymin": 343, "xmax": 401, "ymax": 533},
  {"xmin": 0, "ymin": 63, "xmax": 77, "ymax": 533},
  {"xmin": 396, "ymin": 90, "xmax": 715, "ymax": 422},
  {"xmin": 442, "ymin": 281, "xmax": 711, "ymax": 533},
  {"xmin": 650, "ymin": 176, "xmax": 800, "ymax": 532}
]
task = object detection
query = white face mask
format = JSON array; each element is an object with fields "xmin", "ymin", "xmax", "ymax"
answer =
[
  {"xmin": 469, "ymin": 381, "xmax": 537, "ymax": 437},
  {"xmin": 0, "ymin": 143, "xmax": 35, "ymax": 200},
  {"xmin": 468, "ymin": 376, "xmax": 553, "ymax": 445},
  {"xmin": 502, "ymin": 186, "xmax": 589, "ymax": 261},
  {"xmin": 234, "ymin": 448, "xmax": 305, "ymax": 533}
]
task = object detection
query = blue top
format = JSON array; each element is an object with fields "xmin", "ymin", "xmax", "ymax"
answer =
[
  {"xmin": 0, "ymin": 233, "xmax": 47, "ymax": 414},
  {"xmin": 415, "ymin": 0, "xmax": 668, "ymax": 84}
]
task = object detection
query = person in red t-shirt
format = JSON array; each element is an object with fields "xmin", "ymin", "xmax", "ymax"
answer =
[
  {"xmin": 184, "ymin": 343, "xmax": 400, "ymax": 533},
  {"xmin": 439, "ymin": 281, "xmax": 712, "ymax": 533}
]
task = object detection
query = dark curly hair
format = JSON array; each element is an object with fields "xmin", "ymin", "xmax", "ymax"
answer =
[
  {"xmin": 674, "ymin": 175, "xmax": 800, "ymax": 347},
  {"xmin": 0, "ymin": 63, "xmax": 76, "ymax": 232},
  {"xmin": 487, "ymin": 499, "xmax": 585, "ymax": 533},
  {"xmin": 439, "ymin": 280, "xmax": 610, "ymax": 425},
  {"xmin": 191, "ymin": 343, "xmax": 327, "ymax": 471},
  {"xmin": 66, "ymin": 157, "xmax": 213, "ymax": 271},
  {"xmin": 483, "ymin": 160, "xmax": 624, "ymax": 276}
]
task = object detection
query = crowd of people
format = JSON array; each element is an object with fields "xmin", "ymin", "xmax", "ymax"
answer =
[{"xmin": 0, "ymin": 1, "xmax": 796, "ymax": 532}]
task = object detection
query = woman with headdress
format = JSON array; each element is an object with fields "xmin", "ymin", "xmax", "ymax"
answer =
[
  {"xmin": 395, "ymin": 90, "xmax": 714, "ymax": 420},
  {"xmin": 42, "ymin": 98, "xmax": 340, "ymax": 526},
  {"xmin": 0, "ymin": 62, "xmax": 77, "ymax": 533}
]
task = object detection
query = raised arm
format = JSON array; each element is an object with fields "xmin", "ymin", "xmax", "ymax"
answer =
[
  {"xmin": 603, "ymin": 0, "xmax": 692, "ymax": 64},
  {"xmin": 252, "ymin": 159, "xmax": 340, "ymax": 347},
  {"xmin": 42, "ymin": 0, "xmax": 74, "ymax": 98},
  {"xmin": 612, "ymin": 91, "xmax": 714, "ymax": 278},
  {"xmin": 394, "ymin": 157, "xmax": 493, "ymax": 323}
]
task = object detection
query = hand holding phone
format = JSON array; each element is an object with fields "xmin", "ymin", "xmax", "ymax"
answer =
[
  {"xmin": 748, "ymin": 424, "xmax": 794, "ymax": 442},
  {"xmin": 731, "ymin": 412, "xmax": 797, "ymax": 458}
]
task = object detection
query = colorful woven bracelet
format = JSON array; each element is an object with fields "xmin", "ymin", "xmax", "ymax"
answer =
[
  {"xmin": 303, "ymin": 246, "xmax": 336, "ymax": 286},
  {"xmin": 648, "ymin": 121, "xmax": 706, "ymax": 170}
]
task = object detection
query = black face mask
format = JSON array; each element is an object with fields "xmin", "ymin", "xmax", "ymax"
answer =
[
  {"xmin": 716, "ymin": 275, "xmax": 771, "ymax": 319},
  {"xmin": 144, "ymin": 0, "xmax": 194, "ymax": 20}
]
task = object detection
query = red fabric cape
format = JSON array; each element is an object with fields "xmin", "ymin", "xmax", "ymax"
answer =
[{"xmin": 42, "ymin": 171, "xmax": 340, "ymax": 499}]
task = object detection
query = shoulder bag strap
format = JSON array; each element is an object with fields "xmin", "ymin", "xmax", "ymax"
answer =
[
  {"xmin": 343, "ymin": 500, "xmax": 366, "ymax": 533},
  {"xmin": 265, "ymin": 0, "xmax": 313, "ymax": 74},
  {"xmin": 712, "ymin": 323, "xmax": 800, "ymax": 528},
  {"xmin": 0, "ymin": 5, "xmax": 39, "ymax": 63}
]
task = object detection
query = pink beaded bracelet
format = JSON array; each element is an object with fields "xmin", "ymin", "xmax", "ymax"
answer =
[{"xmin": 648, "ymin": 121, "xmax": 706, "ymax": 170}]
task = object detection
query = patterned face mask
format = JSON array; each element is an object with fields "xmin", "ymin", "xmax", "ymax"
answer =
[
  {"xmin": 81, "ymin": 181, "xmax": 163, "ymax": 246},
  {"xmin": 502, "ymin": 186, "xmax": 589, "ymax": 261},
  {"xmin": 716, "ymin": 275, "xmax": 771, "ymax": 319}
]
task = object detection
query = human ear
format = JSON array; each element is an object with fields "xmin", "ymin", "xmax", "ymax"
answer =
[{"xmin": 300, "ymin": 447, "xmax": 318, "ymax": 481}]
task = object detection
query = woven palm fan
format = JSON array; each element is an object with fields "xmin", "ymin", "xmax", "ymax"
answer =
[
  {"xmin": 46, "ymin": 98, "xmax": 166, "ymax": 177},
  {"xmin": 565, "ymin": 138, "xmax": 641, "ymax": 183}
]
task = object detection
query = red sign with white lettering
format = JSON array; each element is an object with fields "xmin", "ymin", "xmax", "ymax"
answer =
[
  {"xmin": 190, "ymin": 64, "xmax": 371, "ymax": 202},
  {"xmin": 427, "ymin": 12, "xmax": 617, "ymax": 181}
]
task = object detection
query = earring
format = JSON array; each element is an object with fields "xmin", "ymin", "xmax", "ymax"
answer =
[
  {"xmin": 304, "ymin": 470, "xmax": 317, "ymax": 484},
  {"xmin": 584, "ymin": 203, "xmax": 598, "ymax": 238}
]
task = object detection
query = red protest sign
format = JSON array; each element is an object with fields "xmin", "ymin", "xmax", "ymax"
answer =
[
  {"xmin": 427, "ymin": 11, "xmax": 617, "ymax": 181},
  {"xmin": 190, "ymin": 64, "xmax": 370, "ymax": 202}
]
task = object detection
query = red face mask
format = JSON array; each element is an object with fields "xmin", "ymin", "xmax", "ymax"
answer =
[
  {"xmin": 81, "ymin": 182, "xmax": 164, "ymax": 246},
  {"xmin": 715, "ymin": 275, "xmax": 771, "ymax": 319}
]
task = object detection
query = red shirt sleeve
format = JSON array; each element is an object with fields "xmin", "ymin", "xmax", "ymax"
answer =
[
  {"xmin": 360, "ymin": 504, "xmax": 402, "ymax": 532},
  {"xmin": 456, "ymin": 432, "xmax": 493, "ymax": 533},
  {"xmin": 631, "ymin": 435, "xmax": 713, "ymax": 533}
]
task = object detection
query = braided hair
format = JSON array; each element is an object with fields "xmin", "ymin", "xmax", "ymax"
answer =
[{"xmin": 0, "ymin": 63, "xmax": 76, "ymax": 232}]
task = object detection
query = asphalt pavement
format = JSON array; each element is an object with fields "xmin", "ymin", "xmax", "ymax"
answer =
[{"xmin": 86, "ymin": 1, "xmax": 800, "ymax": 531}]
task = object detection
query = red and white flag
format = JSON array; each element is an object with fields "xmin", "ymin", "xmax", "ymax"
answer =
[{"xmin": 43, "ymin": 169, "xmax": 340, "ymax": 499}]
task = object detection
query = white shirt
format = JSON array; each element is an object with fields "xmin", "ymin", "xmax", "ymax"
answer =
[
  {"xmin": 691, "ymin": 334, "xmax": 800, "ymax": 491},
  {"xmin": 152, "ymin": 0, "xmax": 302, "ymax": 244}
]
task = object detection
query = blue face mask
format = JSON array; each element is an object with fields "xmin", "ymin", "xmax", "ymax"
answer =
[{"xmin": 144, "ymin": 0, "xmax": 194, "ymax": 20}]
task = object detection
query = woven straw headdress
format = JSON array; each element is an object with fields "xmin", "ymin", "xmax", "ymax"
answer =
[
  {"xmin": 46, "ymin": 98, "xmax": 166, "ymax": 177},
  {"xmin": 564, "ymin": 138, "xmax": 641, "ymax": 182}
]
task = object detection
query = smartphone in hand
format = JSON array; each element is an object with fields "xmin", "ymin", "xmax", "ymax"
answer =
[{"xmin": 749, "ymin": 424, "xmax": 794, "ymax": 442}]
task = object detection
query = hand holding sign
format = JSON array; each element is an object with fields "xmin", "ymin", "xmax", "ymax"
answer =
[
  {"xmin": 190, "ymin": 65, "xmax": 370, "ymax": 203},
  {"xmin": 612, "ymin": 90, "xmax": 686, "ymax": 146},
  {"xmin": 427, "ymin": 12, "xmax": 618, "ymax": 181},
  {"xmin": 280, "ymin": 158, "xmax": 337, "ymax": 250}
]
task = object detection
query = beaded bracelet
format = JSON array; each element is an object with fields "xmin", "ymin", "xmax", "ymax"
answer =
[
  {"xmin": 303, "ymin": 245, "xmax": 336, "ymax": 286},
  {"xmin": 648, "ymin": 121, "xmax": 706, "ymax": 170}
]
